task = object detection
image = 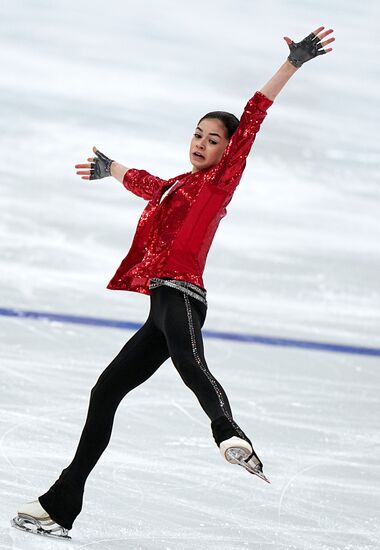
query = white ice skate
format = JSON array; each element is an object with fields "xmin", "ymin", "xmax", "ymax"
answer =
[
  {"xmin": 11, "ymin": 499, "xmax": 71, "ymax": 539},
  {"xmin": 219, "ymin": 436, "xmax": 270, "ymax": 483}
]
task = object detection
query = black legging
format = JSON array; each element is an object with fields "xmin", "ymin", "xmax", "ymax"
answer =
[{"xmin": 39, "ymin": 283, "xmax": 252, "ymax": 530}]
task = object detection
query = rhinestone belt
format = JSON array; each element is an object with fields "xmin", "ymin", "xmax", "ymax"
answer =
[{"xmin": 149, "ymin": 277, "xmax": 208, "ymax": 307}]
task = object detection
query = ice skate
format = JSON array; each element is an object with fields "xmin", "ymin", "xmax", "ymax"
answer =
[
  {"xmin": 11, "ymin": 499, "xmax": 71, "ymax": 539},
  {"xmin": 219, "ymin": 436, "xmax": 270, "ymax": 483}
]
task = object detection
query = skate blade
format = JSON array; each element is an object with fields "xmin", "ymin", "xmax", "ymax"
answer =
[
  {"xmin": 225, "ymin": 448, "xmax": 271, "ymax": 484},
  {"xmin": 11, "ymin": 515, "xmax": 71, "ymax": 539}
]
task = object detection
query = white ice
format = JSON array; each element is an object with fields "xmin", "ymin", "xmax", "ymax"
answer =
[{"xmin": 1, "ymin": 1, "xmax": 380, "ymax": 549}]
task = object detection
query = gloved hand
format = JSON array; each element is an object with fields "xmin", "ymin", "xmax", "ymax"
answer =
[
  {"xmin": 90, "ymin": 148, "xmax": 114, "ymax": 180},
  {"xmin": 284, "ymin": 26, "xmax": 334, "ymax": 68},
  {"xmin": 75, "ymin": 146, "xmax": 115, "ymax": 180}
]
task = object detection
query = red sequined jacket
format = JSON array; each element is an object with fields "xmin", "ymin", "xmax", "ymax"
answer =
[{"xmin": 107, "ymin": 91, "xmax": 274, "ymax": 295}]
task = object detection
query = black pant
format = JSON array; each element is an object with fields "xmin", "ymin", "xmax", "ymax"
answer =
[{"xmin": 39, "ymin": 284, "xmax": 252, "ymax": 530}]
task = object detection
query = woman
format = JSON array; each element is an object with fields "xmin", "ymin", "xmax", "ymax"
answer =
[{"xmin": 12, "ymin": 25, "xmax": 335, "ymax": 539}]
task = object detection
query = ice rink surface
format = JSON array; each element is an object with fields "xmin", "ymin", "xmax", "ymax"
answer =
[{"xmin": 1, "ymin": 1, "xmax": 379, "ymax": 549}]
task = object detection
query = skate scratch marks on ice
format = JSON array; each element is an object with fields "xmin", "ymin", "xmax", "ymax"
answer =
[
  {"xmin": 170, "ymin": 400, "xmax": 205, "ymax": 427},
  {"xmin": 0, "ymin": 406, "xmax": 84, "ymax": 485},
  {"xmin": 277, "ymin": 463, "xmax": 329, "ymax": 528}
]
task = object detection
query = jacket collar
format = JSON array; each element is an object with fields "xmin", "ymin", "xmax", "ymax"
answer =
[{"xmin": 152, "ymin": 166, "xmax": 211, "ymax": 206}]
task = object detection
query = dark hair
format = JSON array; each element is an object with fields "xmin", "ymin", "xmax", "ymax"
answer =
[{"xmin": 198, "ymin": 111, "xmax": 240, "ymax": 140}]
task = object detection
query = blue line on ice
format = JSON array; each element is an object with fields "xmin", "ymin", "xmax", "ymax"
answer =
[{"xmin": 1, "ymin": 307, "xmax": 379, "ymax": 357}]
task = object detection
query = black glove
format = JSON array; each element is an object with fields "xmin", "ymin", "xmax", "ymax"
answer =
[
  {"xmin": 90, "ymin": 149, "xmax": 114, "ymax": 180},
  {"xmin": 287, "ymin": 32, "xmax": 326, "ymax": 68}
]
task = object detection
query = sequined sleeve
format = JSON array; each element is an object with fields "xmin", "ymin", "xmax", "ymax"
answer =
[
  {"xmin": 211, "ymin": 91, "xmax": 274, "ymax": 190},
  {"xmin": 122, "ymin": 168, "xmax": 168, "ymax": 201}
]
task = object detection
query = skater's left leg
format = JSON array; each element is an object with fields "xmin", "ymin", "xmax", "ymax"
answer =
[
  {"xmin": 150, "ymin": 284, "xmax": 268, "ymax": 480},
  {"xmin": 151, "ymin": 285, "xmax": 251, "ymax": 445}
]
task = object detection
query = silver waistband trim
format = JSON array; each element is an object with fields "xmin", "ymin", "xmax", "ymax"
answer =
[{"xmin": 149, "ymin": 278, "xmax": 208, "ymax": 307}]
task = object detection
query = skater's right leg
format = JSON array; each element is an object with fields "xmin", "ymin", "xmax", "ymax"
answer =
[{"xmin": 37, "ymin": 312, "xmax": 170, "ymax": 531}]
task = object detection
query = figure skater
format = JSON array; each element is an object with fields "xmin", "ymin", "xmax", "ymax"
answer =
[{"xmin": 12, "ymin": 25, "xmax": 335, "ymax": 539}]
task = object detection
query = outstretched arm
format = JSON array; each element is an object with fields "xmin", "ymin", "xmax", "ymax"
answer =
[
  {"xmin": 260, "ymin": 26, "xmax": 335, "ymax": 101},
  {"xmin": 75, "ymin": 146, "xmax": 167, "ymax": 201},
  {"xmin": 211, "ymin": 25, "xmax": 335, "ymax": 191}
]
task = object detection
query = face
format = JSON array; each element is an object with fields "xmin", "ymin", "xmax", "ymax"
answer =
[{"xmin": 189, "ymin": 118, "xmax": 229, "ymax": 173}]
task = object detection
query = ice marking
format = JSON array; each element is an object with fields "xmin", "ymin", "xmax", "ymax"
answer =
[{"xmin": 0, "ymin": 306, "xmax": 379, "ymax": 356}]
